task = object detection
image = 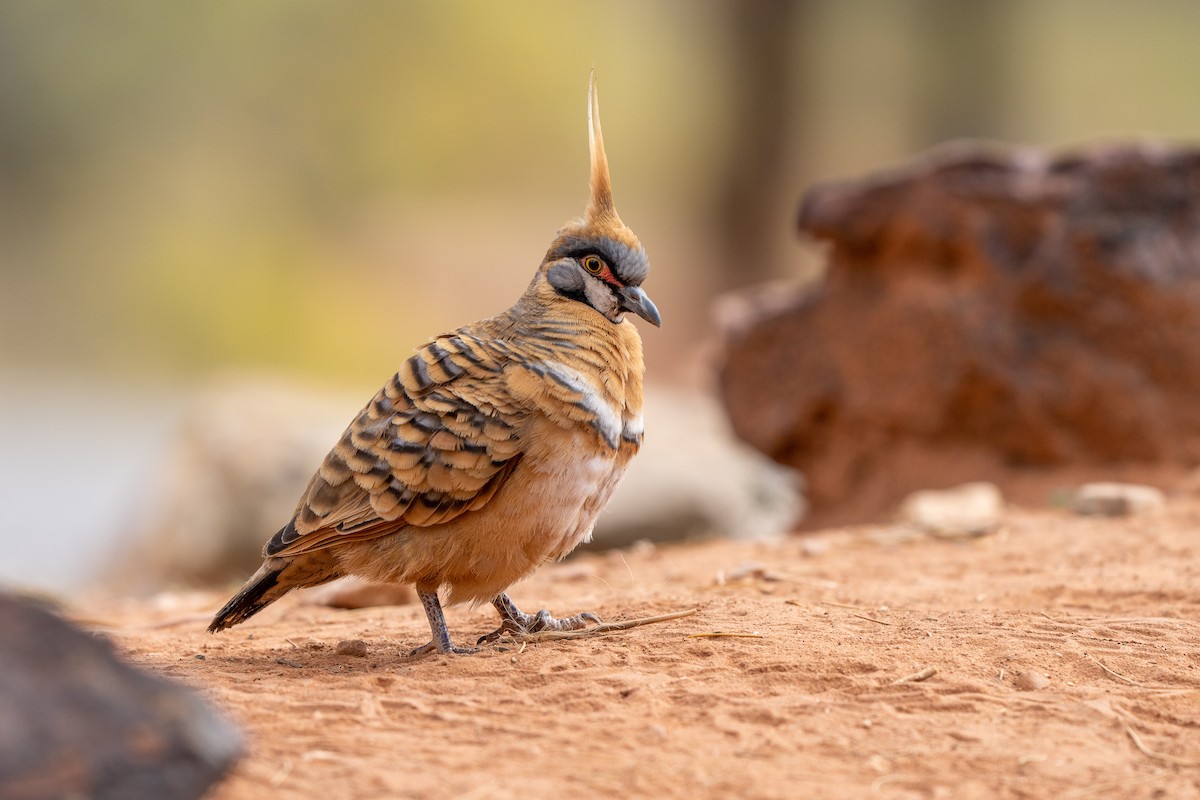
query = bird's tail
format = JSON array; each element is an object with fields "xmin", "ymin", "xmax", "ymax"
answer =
[{"xmin": 208, "ymin": 564, "xmax": 284, "ymax": 633}]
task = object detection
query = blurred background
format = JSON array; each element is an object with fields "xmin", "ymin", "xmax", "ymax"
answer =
[{"xmin": 5, "ymin": 0, "xmax": 1200, "ymax": 593}]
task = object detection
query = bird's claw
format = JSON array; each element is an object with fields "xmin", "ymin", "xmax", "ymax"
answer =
[
  {"xmin": 409, "ymin": 641, "xmax": 479, "ymax": 657},
  {"xmin": 476, "ymin": 618, "xmax": 525, "ymax": 645},
  {"xmin": 477, "ymin": 608, "xmax": 602, "ymax": 645}
]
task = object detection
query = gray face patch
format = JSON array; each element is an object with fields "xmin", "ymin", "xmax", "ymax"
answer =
[
  {"xmin": 546, "ymin": 258, "xmax": 625, "ymax": 324},
  {"xmin": 547, "ymin": 261, "xmax": 586, "ymax": 297},
  {"xmin": 547, "ymin": 236, "xmax": 650, "ymax": 286}
]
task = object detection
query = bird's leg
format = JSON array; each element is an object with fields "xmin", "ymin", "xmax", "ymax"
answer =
[
  {"xmin": 477, "ymin": 592, "xmax": 601, "ymax": 644},
  {"xmin": 410, "ymin": 589, "xmax": 478, "ymax": 656}
]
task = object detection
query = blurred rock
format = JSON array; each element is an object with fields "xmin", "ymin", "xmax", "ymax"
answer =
[
  {"xmin": 897, "ymin": 482, "xmax": 1004, "ymax": 537},
  {"xmin": 108, "ymin": 379, "xmax": 803, "ymax": 593},
  {"xmin": 583, "ymin": 388, "xmax": 804, "ymax": 549},
  {"xmin": 107, "ymin": 376, "xmax": 359, "ymax": 593},
  {"xmin": 1175, "ymin": 466, "xmax": 1200, "ymax": 496},
  {"xmin": 719, "ymin": 142, "xmax": 1200, "ymax": 524},
  {"xmin": 0, "ymin": 592, "xmax": 241, "ymax": 800},
  {"xmin": 799, "ymin": 537, "xmax": 829, "ymax": 558},
  {"xmin": 1073, "ymin": 482, "xmax": 1165, "ymax": 517}
]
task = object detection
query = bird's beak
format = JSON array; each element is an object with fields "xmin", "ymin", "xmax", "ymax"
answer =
[{"xmin": 618, "ymin": 286, "xmax": 661, "ymax": 327}]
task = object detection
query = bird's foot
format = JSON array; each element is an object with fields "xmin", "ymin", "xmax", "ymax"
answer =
[
  {"xmin": 477, "ymin": 593, "xmax": 601, "ymax": 644},
  {"xmin": 411, "ymin": 589, "xmax": 478, "ymax": 656},
  {"xmin": 408, "ymin": 640, "xmax": 479, "ymax": 657}
]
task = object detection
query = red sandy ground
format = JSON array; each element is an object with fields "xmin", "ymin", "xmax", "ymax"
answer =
[{"xmin": 93, "ymin": 499, "xmax": 1200, "ymax": 799}]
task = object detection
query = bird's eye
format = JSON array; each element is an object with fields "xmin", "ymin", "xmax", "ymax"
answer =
[{"xmin": 582, "ymin": 255, "xmax": 604, "ymax": 275}]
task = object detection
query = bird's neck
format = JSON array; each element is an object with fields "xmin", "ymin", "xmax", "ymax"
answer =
[
  {"xmin": 513, "ymin": 272, "xmax": 640, "ymax": 344},
  {"xmin": 481, "ymin": 274, "xmax": 646, "ymax": 414}
]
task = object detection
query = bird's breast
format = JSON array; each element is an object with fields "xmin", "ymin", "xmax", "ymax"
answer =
[
  {"xmin": 510, "ymin": 358, "xmax": 642, "ymax": 451},
  {"xmin": 520, "ymin": 424, "xmax": 633, "ymax": 561}
]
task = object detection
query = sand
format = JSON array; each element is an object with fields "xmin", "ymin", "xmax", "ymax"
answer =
[{"xmin": 92, "ymin": 499, "xmax": 1200, "ymax": 799}]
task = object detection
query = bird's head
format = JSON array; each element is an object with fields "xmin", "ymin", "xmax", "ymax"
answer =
[{"xmin": 539, "ymin": 72, "xmax": 660, "ymax": 328}]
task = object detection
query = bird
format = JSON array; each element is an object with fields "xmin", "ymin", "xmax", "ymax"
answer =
[{"xmin": 207, "ymin": 72, "xmax": 660, "ymax": 655}]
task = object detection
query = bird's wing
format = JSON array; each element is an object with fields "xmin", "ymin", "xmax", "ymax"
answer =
[{"xmin": 265, "ymin": 333, "xmax": 525, "ymax": 557}]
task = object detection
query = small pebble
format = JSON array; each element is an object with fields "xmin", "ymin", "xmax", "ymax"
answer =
[
  {"xmin": 1073, "ymin": 482, "xmax": 1165, "ymax": 517},
  {"xmin": 800, "ymin": 538, "xmax": 829, "ymax": 558},
  {"xmin": 897, "ymin": 482, "xmax": 1004, "ymax": 536},
  {"xmin": 1014, "ymin": 670, "xmax": 1050, "ymax": 691},
  {"xmin": 628, "ymin": 539, "xmax": 657, "ymax": 557},
  {"xmin": 336, "ymin": 639, "xmax": 369, "ymax": 658}
]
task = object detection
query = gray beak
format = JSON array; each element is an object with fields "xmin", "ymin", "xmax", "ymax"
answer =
[{"xmin": 617, "ymin": 286, "xmax": 662, "ymax": 327}]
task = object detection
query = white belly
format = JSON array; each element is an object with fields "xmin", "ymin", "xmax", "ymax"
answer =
[{"xmin": 529, "ymin": 444, "xmax": 628, "ymax": 562}]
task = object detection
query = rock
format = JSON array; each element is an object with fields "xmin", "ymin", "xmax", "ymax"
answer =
[
  {"xmin": 718, "ymin": 142, "xmax": 1200, "ymax": 525},
  {"xmin": 105, "ymin": 376, "xmax": 361, "ymax": 592},
  {"xmin": 1178, "ymin": 467, "xmax": 1200, "ymax": 495},
  {"xmin": 108, "ymin": 381, "xmax": 806, "ymax": 593},
  {"xmin": 302, "ymin": 576, "xmax": 416, "ymax": 610},
  {"xmin": 1014, "ymin": 670, "xmax": 1050, "ymax": 691},
  {"xmin": 0, "ymin": 592, "xmax": 241, "ymax": 799},
  {"xmin": 897, "ymin": 482, "xmax": 1004, "ymax": 536},
  {"xmin": 1073, "ymin": 482, "xmax": 1165, "ymax": 517},
  {"xmin": 335, "ymin": 639, "xmax": 369, "ymax": 658},
  {"xmin": 799, "ymin": 537, "xmax": 829, "ymax": 558}
]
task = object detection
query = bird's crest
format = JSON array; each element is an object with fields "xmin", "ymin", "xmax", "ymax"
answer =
[{"xmin": 587, "ymin": 69, "xmax": 617, "ymax": 223}]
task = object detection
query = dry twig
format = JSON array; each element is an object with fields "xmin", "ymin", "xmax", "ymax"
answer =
[
  {"xmin": 893, "ymin": 667, "xmax": 937, "ymax": 684},
  {"xmin": 1124, "ymin": 725, "xmax": 1200, "ymax": 767},
  {"xmin": 506, "ymin": 608, "xmax": 698, "ymax": 642},
  {"xmin": 1083, "ymin": 652, "xmax": 1143, "ymax": 687}
]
